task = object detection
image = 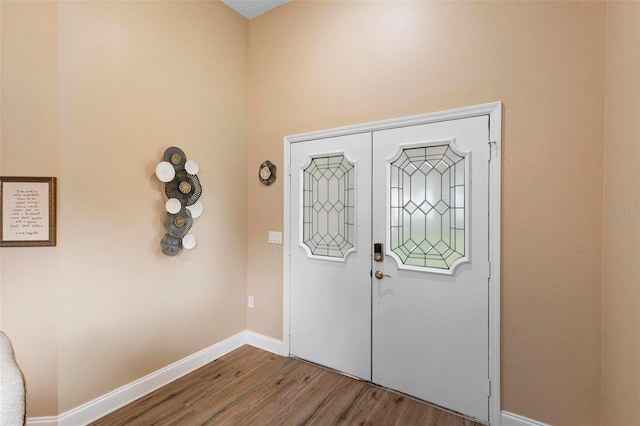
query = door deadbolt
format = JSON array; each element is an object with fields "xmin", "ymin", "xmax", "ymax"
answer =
[{"xmin": 374, "ymin": 243, "xmax": 383, "ymax": 262}]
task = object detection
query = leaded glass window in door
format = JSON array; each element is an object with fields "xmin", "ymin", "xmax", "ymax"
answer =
[
  {"xmin": 389, "ymin": 143, "xmax": 468, "ymax": 271},
  {"xmin": 301, "ymin": 155, "xmax": 355, "ymax": 260}
]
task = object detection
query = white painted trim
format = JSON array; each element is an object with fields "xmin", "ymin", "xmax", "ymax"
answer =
[
  {"xmin": 26, "ymin": 331, "xmax": 285, "ymax": 426},
  {"xmin": 488, "ymin": 103, "xmax": 502, "ymax": 426},
  {"xmin": 245, "ymin": 330, "xmax": 285, "ymax": 355},
  {"xmin": 283, "ymin": 102, "xmax": 502, "ymax": 424},
  {"xmin": 26, "ymin": 417, "xmax": 58, "ymax": 426},
  {"xmin": 58, "ymin": 331, "xmax": 246, "ymax": 426},
  {"xmin": 501, "ymin": 411, "xmax": 550, "ymax": 426},
  {"xmin": 283, "ymin": 132, "xmax": 292, "ymax": 357},
  {"xmin": 285, "ymin": 102, "xmax": 502, "ymax": 144}
]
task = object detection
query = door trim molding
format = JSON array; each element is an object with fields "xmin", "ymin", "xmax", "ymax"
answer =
[
  {"xmin": 283, "ymin": 102, "xmax": 502, "ymax": 425},
  {"xmin": 487, "ymin": 102, "xmax": 502, "ymax": 425}
]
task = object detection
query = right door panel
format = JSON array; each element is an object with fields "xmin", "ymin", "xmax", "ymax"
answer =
[{"xmin": 372, "ymin": 116, "xmax": 490, "ymax": 422}]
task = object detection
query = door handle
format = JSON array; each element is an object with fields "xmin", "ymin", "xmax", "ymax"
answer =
[{"xmin": 374, "ymin": 270, "xmax": 391, "ymax": 280}]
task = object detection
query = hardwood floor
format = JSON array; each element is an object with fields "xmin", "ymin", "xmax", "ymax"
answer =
[{"xmin": 90, "ymin": 345, "xmax": 483, "ymax": 426}]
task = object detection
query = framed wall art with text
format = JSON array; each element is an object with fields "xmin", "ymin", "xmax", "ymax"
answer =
[{"xmin": 0, "ymin": 177, "xmax": 57, "ymax": 247}]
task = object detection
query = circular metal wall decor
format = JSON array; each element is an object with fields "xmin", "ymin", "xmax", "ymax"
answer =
[
  {"xmin": 160, "ymin": 234, "xmax": 181, "ymax": 256},
  {"xmin": 163, "ymin": 147, "xmax": 187, "ymax": 170},
  {"xmin": 155, "ymin": 147, "xmax": 203, "ymax": 256},
  {"xmin": 259, "ymin": 160, "xmax": 276, "ymax": 186},
  {"xmin": 164, "ymin": 171, "xmax": 202, "ymax": 206},
  {"xmin": 164, "ymin": 208, "xmax": 193, "ymax": 239}
]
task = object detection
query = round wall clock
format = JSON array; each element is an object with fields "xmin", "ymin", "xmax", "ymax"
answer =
[{"xmin": 259, "ymin": 160, "xmax": 277, "ymax": 186}]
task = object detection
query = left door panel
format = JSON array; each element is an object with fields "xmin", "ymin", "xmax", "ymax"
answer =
[{"xmin": 289, "ymin": 132, "xmax": 372, "ymax": 380}]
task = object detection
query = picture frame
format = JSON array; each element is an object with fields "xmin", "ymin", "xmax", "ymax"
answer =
[{"xmin": 0, "ymin": 177, "xmax": 57, "ymax": 247}]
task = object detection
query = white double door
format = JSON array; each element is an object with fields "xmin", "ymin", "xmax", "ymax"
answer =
[{"xmin": 289, "ymin": 115, "xmax": 491, "ymax": 422}]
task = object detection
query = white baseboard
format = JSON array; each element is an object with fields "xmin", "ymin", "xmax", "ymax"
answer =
[
  {"xmin": 501, "ymin": 411, "xmax": 549, "ymax": 426},
  {"xmin": 25, "ymin": 416, "xmax": 57, "ymax": 426},
  {"xmin": 26, "ymin": 330, "xmax": 283, "ymax": 426},
  {"xmin": 245, "ymin": 330, "xmax": 285, "ymax": 355}
]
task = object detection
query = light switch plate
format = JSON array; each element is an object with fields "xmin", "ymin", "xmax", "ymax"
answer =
[{"xmin": 268, "ymin": 231, "xmax": 282, "ymax": 244}]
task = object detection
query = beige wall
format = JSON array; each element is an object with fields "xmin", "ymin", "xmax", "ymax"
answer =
[
  {"xmin": 1, "ymin": 0, "xmax": 248, "ymax": 416},
  {"xmin": 0, "ymin": 1, "xmax": 61, "ymax": 415},
  {"xmin": 1, "ymin": 1, "xmax": 625, "ymax": 424},
  {"xmin": 602, "ymin": 2, "xmax": 640, "ymax": 425},
  {"xmin": 247, "ymin": 2, "xmax": 605, "ymax": 425}
]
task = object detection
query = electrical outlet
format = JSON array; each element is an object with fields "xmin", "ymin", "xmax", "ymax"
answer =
[{"xmin": 248, "ymin": 296, "xmax": 254, "ymax": 309}]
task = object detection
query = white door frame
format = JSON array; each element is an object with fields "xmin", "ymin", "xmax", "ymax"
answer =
[{"xmin": 283, "ymin": 102, "xmax": 502, "ymax": 425}]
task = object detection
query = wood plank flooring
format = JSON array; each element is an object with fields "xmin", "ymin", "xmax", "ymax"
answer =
[{"xmin": 90, "ymin": 345, "xmax": 483, "ymax": 426}]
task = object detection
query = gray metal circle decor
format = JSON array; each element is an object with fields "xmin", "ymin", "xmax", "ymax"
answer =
[
  {"xmin": 160, "ymin": 233, "xmax": 181, "ymax": 256},
  {"xmin": 163, "ymin": 146, "xmax": 187, "ymax": 170},
  {"xmin": 164, "ymin": 208, "xmax": 193, "ymax": 238},
  {"xmin": 164, "ymin": 171, "xmax": 202, "ymax": 206},
  {"xmin": 155, "ymin": 147, "xmax": 203, "ymax": 256}
]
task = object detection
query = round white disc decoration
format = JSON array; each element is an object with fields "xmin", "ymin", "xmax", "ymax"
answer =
[
  {"xmin": 185, "ymin": 160, "xmax": 199, "ymax": 175},
  {"xmin": 165, "ymin": 198, "xmax": 181, "ymax": 214},
  {"xmin": 186, "ymin": 200, "xmax": 204, "ymax": 218},
  {"xmin": 155, "ymin": 161, "xmax": 175, "ymax": 183},
  {"xmin": 182, "ymin": 234, "xmax": 197, "ymax": 249}
]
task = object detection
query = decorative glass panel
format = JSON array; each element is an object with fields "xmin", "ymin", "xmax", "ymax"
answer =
[
  {"xmin": 390, "ymin": 144, "xmax": 466, "ymax": 270},
  {"xmin": 302, "ymin": 155, "xmax": 355, "ymax": 258}
]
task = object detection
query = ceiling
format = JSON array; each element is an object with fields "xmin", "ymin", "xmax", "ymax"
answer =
[{"xmin": 222, "ymin": 0, "xmax": 291, "ymax": 20}]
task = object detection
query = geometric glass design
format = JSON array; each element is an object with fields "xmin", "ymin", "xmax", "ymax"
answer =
[
  {"xmin": 302, "ymin": 155, "xmax": 355, "ymax": 258},
  {"xmin": 389, "ymin": 144, "xmax": 465, "ymax": 269}
]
